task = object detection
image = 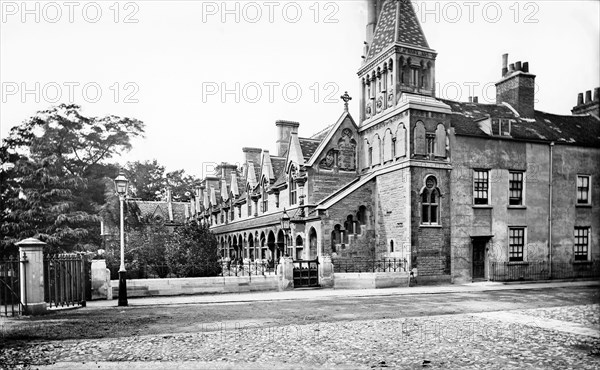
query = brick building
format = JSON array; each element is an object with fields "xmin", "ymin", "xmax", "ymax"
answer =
[{"xmin": 193, "ymin": 0, "xmax": 599, "ymax": 283}]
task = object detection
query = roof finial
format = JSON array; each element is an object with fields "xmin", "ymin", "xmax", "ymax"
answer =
[{"xmin": 341, "ymin": 91, "xmax": 352, "ymax": 112}]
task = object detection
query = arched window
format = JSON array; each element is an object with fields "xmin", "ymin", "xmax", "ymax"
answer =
[
  {"xmin": 396, "ymin": 124, "xmax": 407, "ymax": 158},
  {"xmin": 331, "ymin": 224, "xmax": 342, "ymax": 253},
  {"xmin": 295, "ymin": 235, "xmax": 303, "ymax": 260},
  {"xmin": 414, "ymin": 121, "xmax": 427, "ymax": 155},
  {"xmin": 309, "ymin": 227, "xmax": 317, "ymax": 259},
  {"xmin": 434, "ymin": 124, "xmax": 447, "ymax": 158},
  {"xmin": 357, "ymin": 206, "xmax": 367, "ymax": 227},
  {"xmin": 289, "ymin": 167, "xmax": 297, "ymax": 205},
  {"xmin": 261, "ymin": 179, "xmax": 269, "ymax": 213},
  {"xmin": 421, "ymin": 176, "xmax": 440, "ymax": 225}
]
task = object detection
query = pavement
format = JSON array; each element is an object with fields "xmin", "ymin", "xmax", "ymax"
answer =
[{"xmin": 87, "ymin": 279, "xmax": 600, "ymax": 308}]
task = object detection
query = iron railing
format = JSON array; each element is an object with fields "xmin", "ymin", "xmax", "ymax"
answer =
[
  {"xmin": 44, "ymin": 254, "xmax": 87, "ymax": 308},
  {"xmin": 0, "ymin": 256, "xmax": 22, "ymax": 316},
  {"xmin": 115, "ymin": 259, "xmax": 280, "ymax": 280},
  {"xmin": 490, "ymin": 261, "xmax": 600, "ymax": 281},
  {"xmin": 333, "ymin": 258, "xmax": 408, "ymax": 273}
]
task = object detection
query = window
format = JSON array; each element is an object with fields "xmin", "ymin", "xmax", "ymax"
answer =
[
  {"xmin": 509, "ymin": 171, "xmax": 524, "ymax": 206},
  {"xmin": 508, "ymin": 227, "xmax": 525, "ymax": 262},
  {"xmin": 473, "ymin": 170, "xmax": 489, "ymax": 205},
  {"xmin": 230, "ymin": 208, "xmax": 234, "ymax": 221},
  {"xmin": 289, "ymin": 177, "xmax": 297, "ymax": 205},
  {"xmin": 412, "ymin": 69, "xmax": 419, "ymax": 86},
  {"xmin": 426, "ymin": 133, "xmax": 435, "ymax": 156},
  {"xmin": 574, "ymin": 227, "xmax": 589, "ymax": 261},
  {"xmin": 368, "ymin": 147, "xmax": 373, "ymax": 166},
  {"xmin": 261, "ymin": 183, "xmax": 268, "ymax": 213},
  {"xmin": 247, "ymin": 196, "xmax": 252, "ymax": 217},
  {"xmin": 421, "ymin": 176, "xmax": 440, "ymax": 225},
  {"xmin": 577, "ymin": 175, "xmax": 591, "ymax": 205},
  {"xmin": 390, "ymin": 240, "xmax": 394, "ymax": 253}
]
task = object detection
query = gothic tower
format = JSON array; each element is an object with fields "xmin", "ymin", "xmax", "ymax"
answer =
[{"xmin": 359, "ymin": 0, "xmax": 437, "ymax": 123}]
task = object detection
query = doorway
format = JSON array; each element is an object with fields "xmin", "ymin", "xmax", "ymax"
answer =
[{"xmin": 472, "ymin": 238, "xmax": 487, "ymax": 280}]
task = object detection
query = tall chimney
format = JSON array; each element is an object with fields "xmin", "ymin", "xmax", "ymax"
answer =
[
  {"xmin": 501, "ymin": 53, "xmax": 508, "ymax": 76},
  {"xmin": 585, "ymin": 90, "xmax": 592, "ymax": 103},
  {"xmin": 496, "ymin": 56, "xmax": 536, "ymax": 118},
  {"xmin": 275, "ymin": 120, "xmax": 300, "ymax": 157}
]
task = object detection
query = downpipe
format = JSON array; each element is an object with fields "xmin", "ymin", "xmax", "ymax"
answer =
[{"xmin": 548, "ymin": 142, "xmax": 554, "ymax": 278}]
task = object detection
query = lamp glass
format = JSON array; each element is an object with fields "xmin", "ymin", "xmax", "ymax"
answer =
[{"xmin": 114, "ymin": 172, "xmax": 129, "ymax": 196}]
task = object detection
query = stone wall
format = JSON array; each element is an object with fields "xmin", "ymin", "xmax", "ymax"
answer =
[{"xmin": 111, "ymin": 275, "xmax": 279, "ymax": 298}]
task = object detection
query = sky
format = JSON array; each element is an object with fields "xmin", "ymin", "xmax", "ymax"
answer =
[{"xmin": 1, "ymin": 0, "xmax": 599, "ymax": 178}]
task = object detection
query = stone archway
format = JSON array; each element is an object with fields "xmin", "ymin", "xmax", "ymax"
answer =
[{"xmin": 309, "ymin": 227, "xmax": 317, "ymax": 259}]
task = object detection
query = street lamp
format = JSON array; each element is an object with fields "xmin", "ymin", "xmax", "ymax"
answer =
[
  {"xmin": 114, "ymin": 169, "xmax": 129, "ymax": 307},
  {"xmin": 280, "ymin": 209, "xmax": 291, "ymax": 257}
]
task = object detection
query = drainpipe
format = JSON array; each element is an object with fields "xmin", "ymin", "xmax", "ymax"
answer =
[{"xmin": 548, "ymin": 142, "xmax": 554, "ymax": 278}]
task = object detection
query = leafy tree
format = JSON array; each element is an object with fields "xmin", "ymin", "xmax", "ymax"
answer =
[
  {"xmin": 165, "ymin": 223, "xmax": 219, "ymax": 277},
  {"xmin": 0, "ymin": 104, "xmax": 144, "ymax": 256},
  {"xmin": 123, "ymin": 159, "xmax": 165, "ymax": 201}
]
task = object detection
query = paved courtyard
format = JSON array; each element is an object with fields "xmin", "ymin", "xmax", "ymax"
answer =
[{"xmin": 1, "ymin": 283, "xmax": 599, "ymax": 369}]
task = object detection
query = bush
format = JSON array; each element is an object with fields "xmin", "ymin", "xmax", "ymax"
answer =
[{"xmin": 165, "ymin": 223, "xmax": 220, "ymax": 277}]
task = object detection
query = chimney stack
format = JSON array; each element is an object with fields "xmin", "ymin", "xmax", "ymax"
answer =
[
  {"xmin": 496, "ymin": 54, "xmax": 536, "ymax": 118},
  {"xmin": 572, "ymin": 86, "xmax": 600, "ymax": 117},
  {"xmin": 275, "ymin": 120, "xmax": 300, "ymax": 157}
]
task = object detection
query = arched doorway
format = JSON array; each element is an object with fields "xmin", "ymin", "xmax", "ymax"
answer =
[
  {"xmin": 260, "ymin": 232, "xmax": 266, "ymax": 260},
  {"xmin": 277, "ymin": 229, "xmax": 285, "ymax": 259},
  {"xmin": 309, "ymin": 227, "xmax": 317, "ymax": 259},
  {"xmin": 267, "ymin": 231, "xmax": 276, "ymax": 267},
  {"xmin": 248, "ymin": 234, "xmax": 255, "ymax": 260},
  {"xmin": 295, "ymin": 235, "xmax": 304, "ymax": 260}
]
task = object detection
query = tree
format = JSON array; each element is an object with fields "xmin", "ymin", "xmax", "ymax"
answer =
[
  {"xmin": 165, "ymin": 169, "xmax": 202, "ymax": 202},
  {"xmin": 123, "ymin": 159, "xmax": 165, "ymax": 201},
  {"xmin": 0, "ymin": 104, "xmax": 144, "ymax": 256},
  {"xmin": 165, "ymin": 223, "xmax": 219, "ymax": 277}
]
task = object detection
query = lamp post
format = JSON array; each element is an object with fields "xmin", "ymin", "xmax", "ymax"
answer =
[
  {"xmin": 114, "ymin": 170, "xmax": 129, "ymax": 307},
  {"xmin": 280, "ymin": 209, "xmax": 291, "ymax": 258}
]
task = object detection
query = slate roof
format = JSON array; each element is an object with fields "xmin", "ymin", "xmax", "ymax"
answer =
[
  {"xmin": 366, "ymin": 0, "xmax": 430, "ymax": 63},
  {"xmin": 440, "ymin": 98, "xmax": 600, "ymax": 147},
  {"xmin": 298, "ymin": 138, "xmax": 321, "ymax": 161},
  {"xmin": 309, "ymin": 124, "xmax": 334, "ymax": 140},
  {"xmin": 134, "ymin": 200, "xmax": 189, "ymax": 224},
  {"xmin": 271, "ymin": 157, "xmax": 286, "ymax": 181}
]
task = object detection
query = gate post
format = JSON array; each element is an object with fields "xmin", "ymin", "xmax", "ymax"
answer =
[
  {"xmin": 16, "ymin": 238, "xmax": 47, "ymax": 315},
  {"xmin": 91, "ymin": 259, "xmax": 113, "ymax": 300},
  {"xmin": 277, "ymin": 256, "xmax": 294, "ymax": 291},
  {"xmin": 319, "ymin": 255, "xmax": 334, "ymax": 288}
]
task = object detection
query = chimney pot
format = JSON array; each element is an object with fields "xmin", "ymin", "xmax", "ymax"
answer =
[
  {"xmin": 473, "ymin": 96, "xmax": 479, "ymax": 103},
  {"xmin": 502, "ymin": 53, "xmax": 509, "ymax": 76},
  {"xmin": 515, "ymin": 61, "xmax": 522, "ymax": 71},
  {"xmin": 585, "ymin": 90, "xmax": 592, "ymax": 103},
  {"xmin": 522, "ymin": 62, "xmax": 529, "ymax": 73},
  {"xmin": 509, "ymin": 63, "xmax": 515, "ymax": 72},
  {"xmin": 594, "ymin": 87, "xmax": 599, "ymax": 102},
  {"xmin": 577, "ymin": 93, "xmax": 584, "ymax": 106},
  {"xmin": 468, "ymin": 96, "xmax": 473, "ymax": 103}
]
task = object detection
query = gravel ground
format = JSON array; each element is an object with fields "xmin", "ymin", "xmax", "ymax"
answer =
[{"xmin": 1, "ymin": 305, "xmax": 599, "ymax": 369}]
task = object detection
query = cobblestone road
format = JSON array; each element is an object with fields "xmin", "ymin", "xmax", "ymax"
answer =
[{"xmin": 2, "ymin": 303, "xmax": 599, "ymax": 369}]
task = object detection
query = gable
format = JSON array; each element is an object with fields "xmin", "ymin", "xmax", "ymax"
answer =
[{"xmin": 310, "ymin": 115, "xmax": 359, "ymax": 172}]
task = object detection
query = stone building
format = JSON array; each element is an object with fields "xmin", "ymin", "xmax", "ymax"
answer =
[{"xmin": 194, "ymin": 0, "xmax": 600, "ymax": 284}]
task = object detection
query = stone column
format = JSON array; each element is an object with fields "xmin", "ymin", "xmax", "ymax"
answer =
[
  {"xmin": 318, "ymin": 254, "xmax": 334, "ymax": 288},
  {"xmin": 277, "ymin": 256, "xmax": 294, "ymax": 291},
  {"xmin": 91, "ymin": 259, "xmax": 113, "ymax": 300},
  {"xmin": 16, "ymin": 237, "xmax": 47, "ymax": 315}
]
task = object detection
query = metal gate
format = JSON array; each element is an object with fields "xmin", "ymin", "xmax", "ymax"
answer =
[
  {"xmin": 44, "ymin": 254, "xmax": 89, "ymax": 308},
  {"xmin": 0, "ymin": 256, "xmax": 23, "ymax": 316},
  {"xmin": 293, "ymin": 259, "xmax": 319, "ymax": 288}
]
